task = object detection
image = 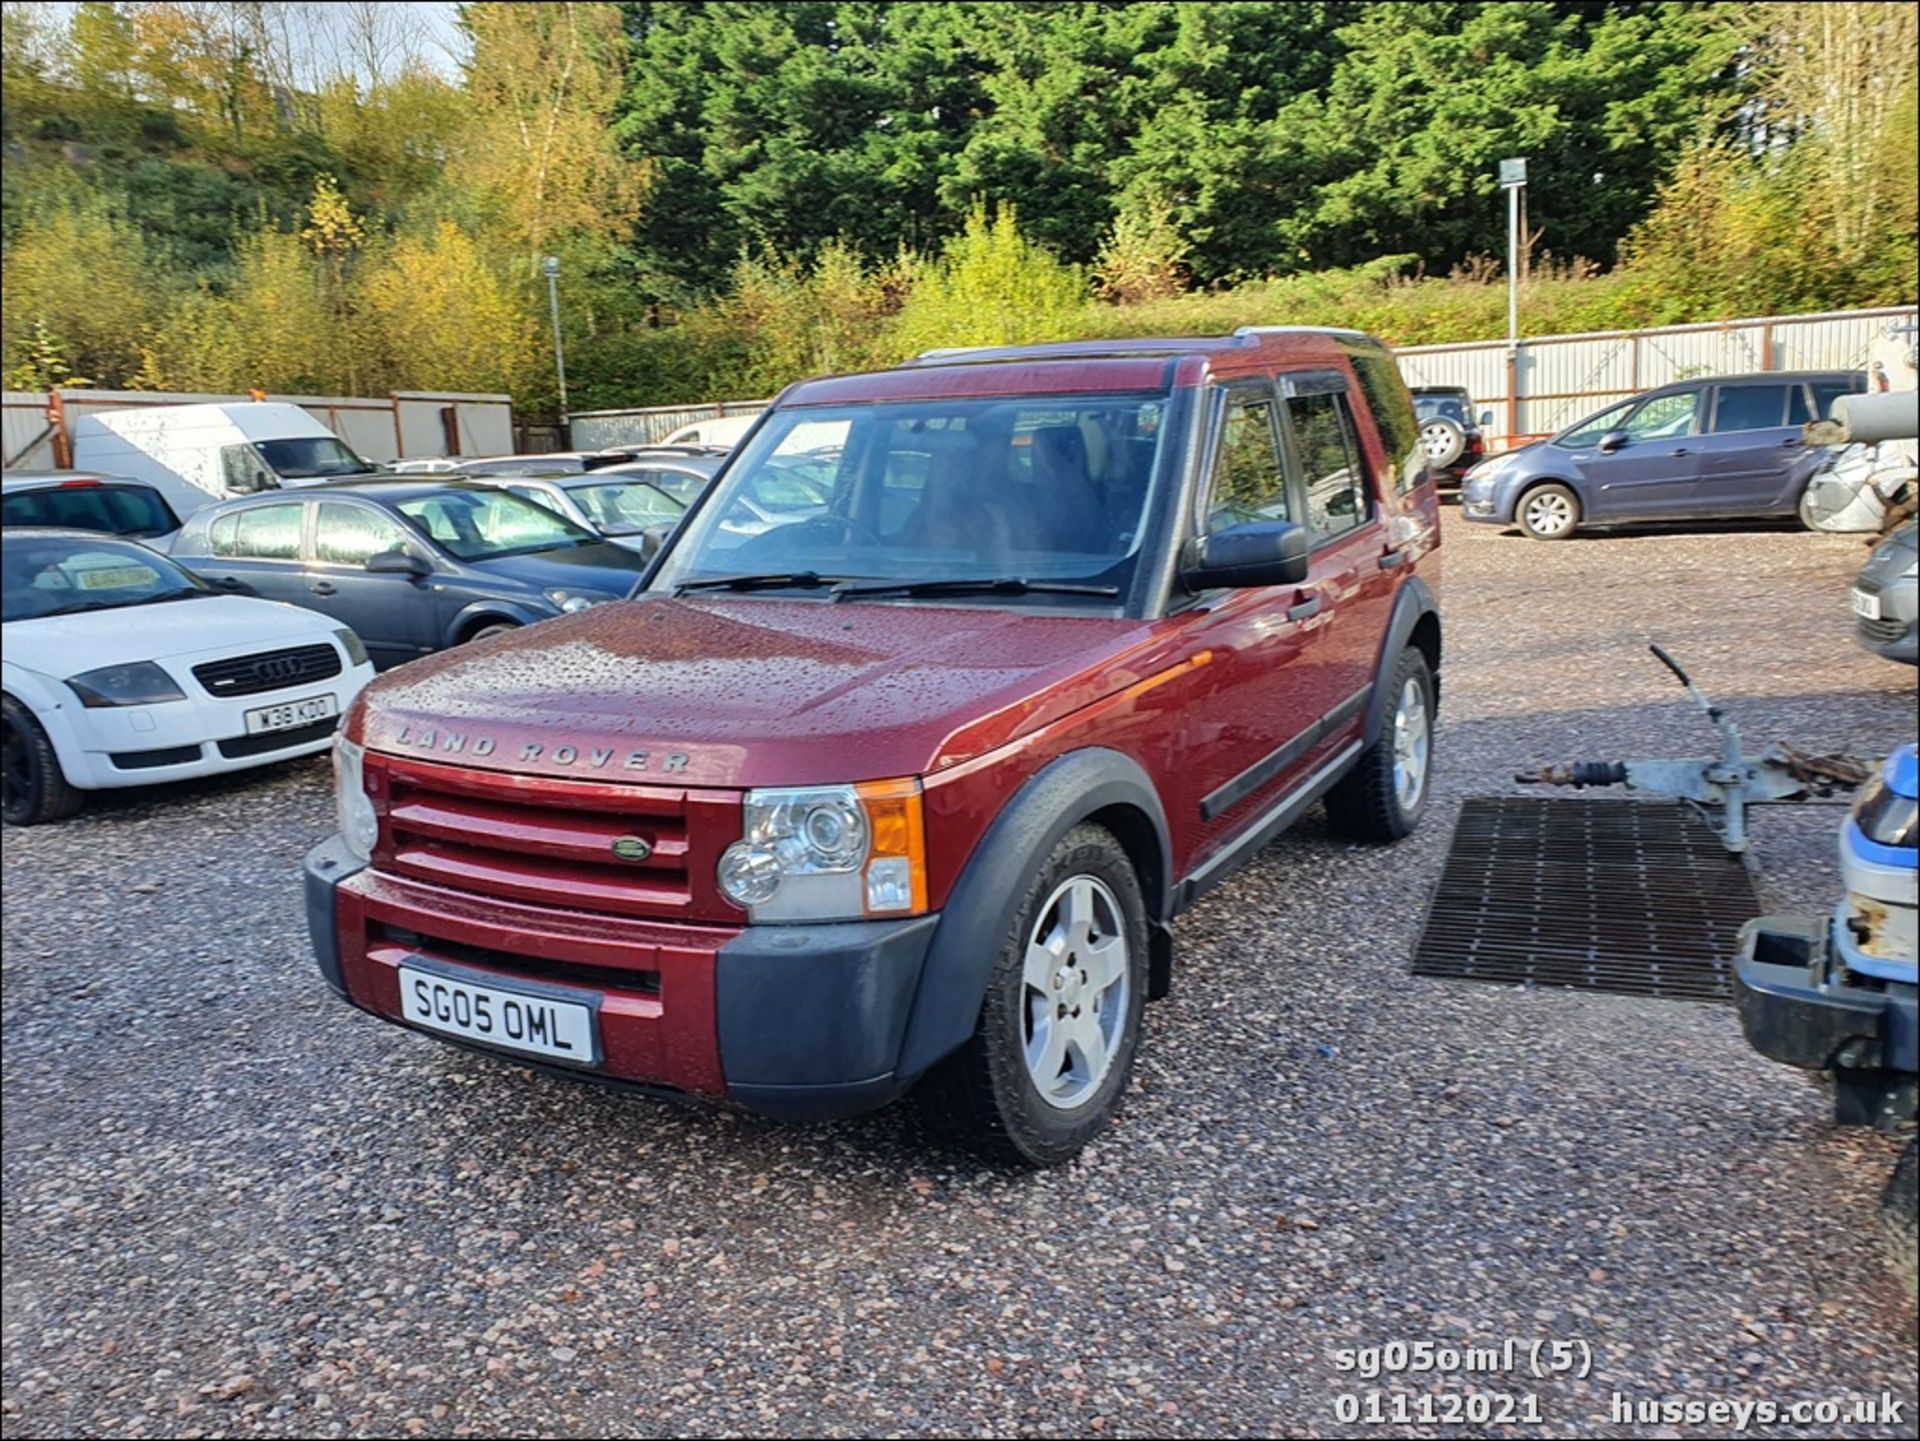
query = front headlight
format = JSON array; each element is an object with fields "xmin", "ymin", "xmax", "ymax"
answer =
[
  {"xmin": 1465, "ymin": 452, "xmax": 1515, "ymax": 483},
  {"xmin": 717, "ymin": 779, "xmax": 928, "ymax": 921},
  {"xmin": 543, "ymin": 588, "xmax": 606, "ymax": 614},
  {"xmin": 333, "ymin": 736, "xmax": 379, "ymax": 860},
  {"xmin": 332, "ymin": 627, "xmax": 370, "ymax": 668},
  {"xmin": 65, "ymin": 661, "xmax": 187, "ymax": 708}
]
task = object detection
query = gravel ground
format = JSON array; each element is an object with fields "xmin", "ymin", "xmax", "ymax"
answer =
[{"xmin": 3, "ymin": 510, "xmax": 1915, "ymax": 1439}]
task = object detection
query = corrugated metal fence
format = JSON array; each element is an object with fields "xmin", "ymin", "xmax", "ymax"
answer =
[
  {"xmin": 570, "ymin": 399, "xmax": 771, "ymax": 450},
  {"xmin": 569, "ymin": 305, "xmax": 1915, "ymax": 455},
  {"xmin": 2, "ymin": 388, "xmax": 515, "ymax": 469},
  {"xmin": 1396, "ymin": 305, "xmax": 1917, "ymax": 449}
]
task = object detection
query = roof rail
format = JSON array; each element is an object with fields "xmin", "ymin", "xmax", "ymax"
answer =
[{"xmin": 1231, "ymin": 324, "xmax": 1371, "ymax": 340}]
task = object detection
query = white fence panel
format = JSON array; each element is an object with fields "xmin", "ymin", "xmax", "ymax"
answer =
[
  {"xmin": 2, "ymin": 388, "xmax": 515, "ymax": 469},
  {"xmin": 1395, "ymin": 305, "xmax": 1916, "ymax": 448},
  {"xmin": 570, "ymin": 400, "xmax": 769, "ymax": 450}
]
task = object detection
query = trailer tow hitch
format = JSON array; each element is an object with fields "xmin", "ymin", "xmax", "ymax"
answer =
[{"xmin": 1514, "ymin": 645, "xmax": 1875, "ymax": 865}]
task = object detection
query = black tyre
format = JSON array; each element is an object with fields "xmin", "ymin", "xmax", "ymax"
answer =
[
  {"xmin": 1880, "ymin": 1138, "xmax": 1917, "ymax": 1292},
  {"xmin": 917, "ymin": 823, "xmax": 1149, "ymax": 1167},
  {"xmin": 1325, "ymin": 646, "xmax": 1434, "ymax": 843},
  {"xmin": 1516, "ymin": 482, "xmax": 1580, "ymax": 540},
  {"xmin": 465, "ymin": 620, "xmax": 520, "ymax": 643},
  {"xmin": 2, "ymin": 695, "xmax": 84, "ymax": 827}
]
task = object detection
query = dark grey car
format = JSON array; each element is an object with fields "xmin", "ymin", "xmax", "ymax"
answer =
[
  {"xmin": 1460, "ymin": 370, "xmax": 1867, "ymax": 539},
  {"xmin": 167, "ymin": 481, "xmax": 649, "ymax": 670},
  {"xmin": 1854, "ymin": 521, "xmax": 1918, "ymax": 664}
]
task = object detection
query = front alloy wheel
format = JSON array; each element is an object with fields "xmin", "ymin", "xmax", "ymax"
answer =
[
  {"xmin": 2, "ymin": 696, "xmax": 83, "ymax": 827},
  {"xmin": 1517, "ymin": 483, "xmax": 1580, "ymax": 540},
  {"xmin": 918, "ymin": 823, "xmax": 1148, "ymax": 1167},
  {"xmin": 1021, "ymin": 875, "xmax": 1131, "ymax": 1111}
]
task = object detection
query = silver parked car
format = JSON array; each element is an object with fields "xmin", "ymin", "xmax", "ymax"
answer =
[{"xmin": 1853, "ymin": 520, "xmax": 1918, "ymax": 664}]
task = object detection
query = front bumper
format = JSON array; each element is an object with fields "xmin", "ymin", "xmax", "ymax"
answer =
[
  {"xmin": 306, "ymin": 837, "xmax": 940, "ymax": 1121},
  {"xmin": 1732, "ymin": 912, "xmax": 1917, "ymax": 1129},
  {"xmin": 54, "ymin": 662, "xmax": 374, "ymax": 788}
]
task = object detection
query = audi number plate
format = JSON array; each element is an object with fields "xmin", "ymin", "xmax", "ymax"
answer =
[{"xmin": 243, "ymin": 693, "xmax": 338, "ymax": 735}]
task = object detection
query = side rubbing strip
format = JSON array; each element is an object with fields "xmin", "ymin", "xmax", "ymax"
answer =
[{"xmin": 1198, "ymin": 684, "xmax": 1371, "ymax": 822}]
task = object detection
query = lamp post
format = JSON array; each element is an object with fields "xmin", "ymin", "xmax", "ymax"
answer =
[
  {"xmin": 1498, "ymin": 157, "xmax": 1528, "ymax": 447},
  {"xmin": 541, "ymin": 255, "xmax": 569, "ymax": 438}
]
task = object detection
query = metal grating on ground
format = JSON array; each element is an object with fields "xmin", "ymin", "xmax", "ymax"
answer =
[{"xmin": 1412, "ymin": 797, "xmax": 1762, "ymax": 1003}]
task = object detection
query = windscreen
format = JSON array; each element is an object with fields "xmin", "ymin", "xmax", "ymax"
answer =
[
  {"xmin": 2, "ymin": 534, "xmax": 205, "ymax": 622},
  {"xmin": 652, "ymin": 392, "xmax": 1171, "ymax": 601},
  {"xmin": 396, "ymin": 488, "xmax": 598, "ymax": 560},
  {"xmin": 255, "ymin": 436, "xmax": 377, "ymax": 479}
]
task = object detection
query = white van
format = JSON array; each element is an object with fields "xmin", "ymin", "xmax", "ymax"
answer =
[
  {"xmin": 67, "ymin": 403, "xmax": 381, "ymax": 519},
  {"xmin": 660, "ymin": 413, "xmax": 761, "ymax": 449}
]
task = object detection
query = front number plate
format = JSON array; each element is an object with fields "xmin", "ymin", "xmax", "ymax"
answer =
[
  {"xmin": 244, "ymin": 692, "xmax": 339, "ymax": 735},
  {"xmin": 397, "ymin": 966, "xmax": 597, "ymax": 1064},
  {"xmin": 1851, "ymin": 589, "xmax": 1882, "ymax": 621}
]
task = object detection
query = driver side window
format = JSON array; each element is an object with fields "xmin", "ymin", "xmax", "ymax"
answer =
[
  {"xmin": 1203, "ymin": 395, "xmax": 1292, "ymax": 532},
  {"xmin": 1621, "ymin": 389, "xmax": 1701, "ymax": 440},
  {"xmin": 315, "ymin": 502, "xmax": 407, "ymax": 565}
]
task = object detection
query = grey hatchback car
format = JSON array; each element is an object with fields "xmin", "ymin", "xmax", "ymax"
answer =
[{"xmin": 1461, "ymin": 370, "xmax": 1866, "ymax": 539}]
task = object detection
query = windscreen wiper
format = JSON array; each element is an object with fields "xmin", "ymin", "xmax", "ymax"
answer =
[
  {"xmin": 830, "ymin": 577, "xmax": 1121, "ymax": 601},
  {"xmin": 672, "ymin": 570, "xmax": 853, "ymax": 596}
]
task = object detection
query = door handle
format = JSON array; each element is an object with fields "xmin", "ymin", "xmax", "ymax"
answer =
[
  {"xmin": 1286, "ymin": 592, "xmax": 1322, "ymax": 623},
  {"xmin": 1378, "ymin": 550, "xmax": 1408, "ymax": 571},
  {"xmin": 309, "ymin": 582, "xmax": 337, "ymax": 597},
  {"xmin": 1670, "ymin": 446, "xmax": 1692, "ymax": 456},
  {"xmin": 1780, "ymin": 436, "xmax": 1801, "ymax": 447}
]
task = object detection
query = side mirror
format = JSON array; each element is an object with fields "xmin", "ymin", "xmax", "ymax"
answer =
[
  {"xmin": 1183, "ymin": 520, "xmax": 1310, "ymax": 591},
  {"xmin": 639, "ymin": 521, "xmax": 677, "ymax": 559},
  {"xmin": 1596, "ymin": 429, "xmax": 1629, "ymax": 454},
  {"xmin": 366, "ymin": 549, "xmax": 430, "ymax": 577},
  {"xmin": 1478, "ymin": 410, "xmax": 1495, "ymax": 429}
]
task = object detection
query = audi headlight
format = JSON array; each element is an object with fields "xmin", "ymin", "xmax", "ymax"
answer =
[
  {"xmin": 543, "ymin": 588, "xmax": 605, "ymax": 614},
  {"xmin": 717, "ymin": 779, "xmax": 927, "ymax": 922},
  {"xmin": 65, "ymin": 661, "xmax": 187, "ymax": 708},
  {"xmin": 333, "ymin": 736, "xmax": 379, "ymax": 861},
  {"xmin": 332, "ymin": 627, "xmax": 370, "ymax": 667}
]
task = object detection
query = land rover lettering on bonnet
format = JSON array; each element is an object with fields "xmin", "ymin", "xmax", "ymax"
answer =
[{"xmin": 306, "ymin": 329, "xmax": 1443, "ymax": 1166}]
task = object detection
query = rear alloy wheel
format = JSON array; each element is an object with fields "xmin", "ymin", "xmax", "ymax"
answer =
[
  {"xmin": 1420, "ymin": 416, "xmax": 1467, "ymax": 469},
  {"xmin": 918, "ymin": 823, "xmax": 1148, "ymax": 1167},
  {"xmin": 1517, "ymin": 482, "xmax": 1580, "ymax": 540},
  {"xmin": 465, "ymin": 621, "xmax": 520, "ymax": 644},
  {"xmin": 2, "ymin": 696, "xmax": 83, "ymax": 827},
  {"xmin": 1326, "ymin": 646, "xmax": 1434, "ymax": 843}
]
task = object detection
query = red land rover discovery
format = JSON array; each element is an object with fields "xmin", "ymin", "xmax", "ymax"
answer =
[{"xmin": 306, "ymin": 328, "xmax": 1442, "ymax": 1165}]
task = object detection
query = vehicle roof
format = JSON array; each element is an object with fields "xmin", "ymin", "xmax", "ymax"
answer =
[
  {"xmin": 2, "ymin": 470, "xmax": 143, "ymax": 488},
  {"xmin": 787, "ymin": 328, "xmax": 1375, "ymax": 407},
  {"xmin": 573, "ymin": 453, "xmax": 724, "ymax": 476},
  {"xmin": 1410, "ymin": 385, "xmax": 1471, "ymax": 395},
  {"xmin": 2, "ymin": 525, "xmax": 159, "ymax": 544},
  {"xmin": 222, "ymin": 478, "xmax": 504, "ymax": 505},
  {"xmin": 1652, "ymin": 369, "xmax": 1862, "ymax": 389}
]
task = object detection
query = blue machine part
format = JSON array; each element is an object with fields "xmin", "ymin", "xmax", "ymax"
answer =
[{"xmin": 1835, "ymin": 743, "xmax": 1918, "ymax": 983}]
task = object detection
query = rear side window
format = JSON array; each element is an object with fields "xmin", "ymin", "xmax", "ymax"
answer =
[
  {"xmin": 1810, "ymin": 378, "xmax": 1859, "ymax": 422},
  {"xmin": 1283, "ymin": 379, "xmax": 1370, "ymax": 539},
  {"xmin": 315, "ymin": 502, "xmax": 407, "ymax": 565},
  {"xmin": 0, "ymin": 484, "xmax": 177, "ymax": 537},
  {"xmin": 229, "ymin": 503, "xmax": 303, "ymax": 559},
  {"xmin": 1347, "ymin": 347, "xmax": 1425, "ymax": 492},
  {"xmin": 1205, "ymin": 397, "xmax": 1291, "ymax": 531},
  {"xmin": 1710, "ymin": 384, "xmax": 1790, "ymax": 433}
]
